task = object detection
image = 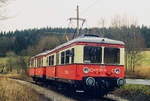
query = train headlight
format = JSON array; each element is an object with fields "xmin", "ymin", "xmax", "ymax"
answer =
[
  {"xmin": 86, "ymin": 77, "xmax": 95, "ymax": 86},
  {"xmin": 83, "ymin": 67, "xmax": 89, "ymax": 74},
  {"xmin": 114, "ymin": 68, "xmax": 120, "ymax": 74}
]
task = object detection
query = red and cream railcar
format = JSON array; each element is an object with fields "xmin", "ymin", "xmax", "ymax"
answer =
[{"xmin": 29, "ymin": 34, "xmax": 125, "ymax": 96}]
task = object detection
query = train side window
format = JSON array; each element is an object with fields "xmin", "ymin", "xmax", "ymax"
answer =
[
  {"xmin": 41, "ymin": 58, "xmax": 43, "ymax": 67},
  {"xmin": 34, "ymin": 59, "xmax": 35, "ymax": 67},
  {"xmin": 39, "ymin": 58, "xmax": 40, "ymax": 67},
  {"xmin": 46, "ymin": 57, "xmax": 49, "ymax": 66},
  {"xmin": 52, "ymin": 55, "xmax": 54, "ymax": 65},
  {"xmin": 37, "ymin": 58, "xmax": 40, "ymax": 67},
  {"xmin": 49, "ymin": 55, "xmax": 54, "ymax": 66},
  {"xmin": 61, "ymin": 52, "xmax": 65, "ymax": 64},
  {"xmin": 38, "ymin": 59, "xmax": 39, "ymax": 67},
  {"xmin": 49, "ymin": 56, "xmax": 51, "ymax": 66},
  {"xmin": 39, "ymin": 58, "xmax": 41, "ymax": 67},
  {"xmin": 37, "ymin": 59, "xmax": 38, "ymax": 67},
  {"xmin": 40, "ymin": 58, "xmax": 41, "ymax": 67},
  {"xmin": 65, "ymin": 50, "xmax": 70, "ymax": 64},
  {"xmin": 71, "ymin": 48, "xmax": 74, "ymax": 63},
  {"xmin": 56, "ymin": 52, "xmax": 59, "ymax": 65},
  {"xmin": 35, "ymin": 59, "xmax": 36, "ymax": 67},
  {"xmin": 104, "ymin": 47, "xmax": 120, "ymax": 64},
  {"xmin": 33, "ymin": 60, "xmax": 35, "ymax": 67},
  {"xmin": 36, "ymin": 59, "xmax": 37, "ymax": 67}
]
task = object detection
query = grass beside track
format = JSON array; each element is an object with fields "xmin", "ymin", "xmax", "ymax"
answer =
[
  {"xmin": 0, "ymin": 75, "xmax": 40, "ymax": 101},
  {"xmin": 112, "ymin": 84, "xmax": 150, "ymax": 101},
  {"xmin": 2, "ymin": 73, "xmax": 33, "ymax": 81}
]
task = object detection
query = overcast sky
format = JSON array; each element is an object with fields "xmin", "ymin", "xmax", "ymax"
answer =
[{"xmin": 0, "ymin": 0, "xmax": 150, "ymax": 32}]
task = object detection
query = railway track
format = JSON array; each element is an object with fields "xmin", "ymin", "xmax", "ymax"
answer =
[
  {"xmin": 126, "ymin": 79, "xmax": 150, "ymax": 85},
  {"xmin": 12, "ymin": 78, "xmax": 129, "ymax": 101}
]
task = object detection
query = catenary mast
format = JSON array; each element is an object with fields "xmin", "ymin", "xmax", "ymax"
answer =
[{"xmin": 69, "ymin": 5, "xmax": 86, "ymax": 38}]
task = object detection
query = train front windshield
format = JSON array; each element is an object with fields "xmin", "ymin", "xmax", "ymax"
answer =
[
  {"xmin": 84, "ymin": 46, "xmax": 121, "ymax": 65},
  {"xmin": 104, "ymin": 47, "xmax": 120, "ymax": 64}
]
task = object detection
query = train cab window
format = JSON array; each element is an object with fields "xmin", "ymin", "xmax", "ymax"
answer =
[
  {"xmin": 65, "ymin": 50, "xmax": 70, "ymax": 64},
  {"xmin": 84, "ymin": 46, "xmax": 102, "ymax": 63},
  {"xmin": 61, "ymin": 52, "xmax": 65, "ymax": 64},
  {"xmin": 104, "ymin": 47, "xmax": 120, "ymax": 64},
  {"xmin": 71, "ymin": 48, "xmax": 74, "ymax": 63}
]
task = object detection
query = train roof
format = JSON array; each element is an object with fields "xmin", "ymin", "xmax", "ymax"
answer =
[{"xmin": 31, "ymin": 34, "xmax": 125, "ymax": 59}]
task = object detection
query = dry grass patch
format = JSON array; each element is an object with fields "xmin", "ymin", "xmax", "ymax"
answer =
[
  {"xmin": 126, "ymin": 51, "xmax": 150, "ymax": 79},
  {"xmin": 126, "ymin": 66, "xmax": 150, "ymax": 79},
  {"xmin": 0, "ymin": 76, "xmax": 40, "ymax": 101},
  {"xmin": 112, "ymin": 84, "xmax": 150, "ymax": 101},
  {"xmin": 135, "ymin": 66, "xmax": 150, "ymax": 79},
  {"xmin": 0, "ymin": 72, "xmax": 33, "ymax": 81}
]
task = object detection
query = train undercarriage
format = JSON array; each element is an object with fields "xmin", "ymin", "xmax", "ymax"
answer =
[{"xmin": 32, "ymin": 76, "xmax": 126, "ymax": 97}]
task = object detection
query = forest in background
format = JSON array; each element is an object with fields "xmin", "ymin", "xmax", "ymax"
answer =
[
  {"xmin": 0, "ymin": 25, "xmax": 150, "ymax": 57},
  {"xmin": 0, "ymin": 24, "xmax": 150, "ymax": 74}
]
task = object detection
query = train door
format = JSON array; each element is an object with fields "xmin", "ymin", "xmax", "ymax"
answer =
[
  {"xmin": 46, "ymin": 54, "xmax": 56, "ymax": 79},
  {"xmin": 55, "ymin": 52, "xmax": 59, "ymax": 77}
]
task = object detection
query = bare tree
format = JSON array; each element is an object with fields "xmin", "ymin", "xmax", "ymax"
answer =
[
  {"xmin": 109, "ymin": 15, "xmax": 145, "ymax": 72},
  {"xmin": 0, "ymin": 0, "xmax": 12, "ymax": 20},
  {"xmin": 99, "ymin": 17, "xmax": 106, "ymax": 37},
  {"xmin": 111, "ymin": 15, "xmax": 122, "ymax": 28},
  {"xmin": 27, "ymin": 35, "xmax": 61, "ymax": 56},
  {"xmin": 6, "ymin": 51, "xmax": 16, "ymax": 72},
  {"xmin": 0, "ymin": 0, "xmax": 8, "ymax": 6}
]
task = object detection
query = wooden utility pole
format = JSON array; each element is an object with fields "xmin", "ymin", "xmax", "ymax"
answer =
[
  {"xmin": 69, "ymin": 5, "xmax": 86, "ymax": 38},
  {"xmin": 77, "ymin": 5, "xmax": 79, "ymax": 36}
]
